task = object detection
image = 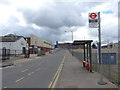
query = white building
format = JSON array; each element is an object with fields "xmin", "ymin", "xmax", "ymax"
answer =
[{"xmin": 0, "ymin": 34, "xmax": 27, "ymax": 55}]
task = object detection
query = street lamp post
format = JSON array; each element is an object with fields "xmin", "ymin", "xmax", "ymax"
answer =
[
  {"xmin": 65, "ymin": 31, "xmax": 73, "ymax": 42},
  {"xmin": 65, "ymin": 31, "xmax": 73, "ymax": 55}
]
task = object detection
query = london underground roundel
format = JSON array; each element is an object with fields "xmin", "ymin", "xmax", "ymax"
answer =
[{"xmin": 89, "ymin": 13, "xmax": 98, "ymax": 20}]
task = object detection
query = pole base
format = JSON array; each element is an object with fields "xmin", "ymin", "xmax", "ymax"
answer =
[{"xmin": 97, "ymin": 80, "xmax": 107, "ymax": 85}]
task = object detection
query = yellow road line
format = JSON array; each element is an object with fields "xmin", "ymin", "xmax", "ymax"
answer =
[
  {"xmin": 52, "ymin": 65, "xmax": 63, "ymax": 88},
  {"xmin": 48, "ymin": 64, "xmax": 62, "ymax": 88},
  {"xmin": 28, "ymin": 72, "xmax": 34, "ymax": 76},
  {"xmin": 16, "ymin": 77, "xmax": 24, "ymax": 83},
  {"xmin": 48, "ymin": 51, "xmax": 66, "ymax": 88}
]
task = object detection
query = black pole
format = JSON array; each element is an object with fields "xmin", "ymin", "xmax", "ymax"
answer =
[
  {"xmin": 84, "ymin": 44, "xmax": 86, "ymax": 61},
  {"xmin": 89, "ymin": 42, "xmax": 92, "ymax": 72},
  {"xmin": 87, "ymin": 43, "xmax": 89, "ymax": 62}
]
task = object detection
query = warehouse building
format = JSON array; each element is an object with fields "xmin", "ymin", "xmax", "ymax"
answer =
[{"xmin": 25, "ymin": 34, "xmax": 54, "ymax": 54}]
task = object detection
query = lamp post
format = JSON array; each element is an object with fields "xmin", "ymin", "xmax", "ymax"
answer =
[
  {"xmin": 65, "ymin": 31, "xmax": 73, "ymax": 42},
  {"xmin": 65, "ymin": 31, "xmax": 73, "ymax": 55}
]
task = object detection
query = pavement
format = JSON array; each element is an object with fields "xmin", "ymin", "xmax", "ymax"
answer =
[{"xmin": 56, "ymin": 50, "xmax": 118, "ymax": 88}]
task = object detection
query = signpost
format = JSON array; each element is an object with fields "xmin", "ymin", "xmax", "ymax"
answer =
[
  {"xmin": 89, "ymin": 12, "xmax": 107, "ymax": 85},
  {"xmin": 89, "ymin": 12, "xmax": 99, "ymax": 28}
]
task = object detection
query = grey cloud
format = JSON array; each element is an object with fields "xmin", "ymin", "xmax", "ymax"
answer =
[
  {"xmin": 1, "ymin": 1, "xmax": 106, "ymax": 43},
  {"xmin": 21, "ymin": 5, "xmax": 85, "ymax": 28},
  {"xmin": 20, "ymin": 2, "xmax": 103, "ymax": 29}
]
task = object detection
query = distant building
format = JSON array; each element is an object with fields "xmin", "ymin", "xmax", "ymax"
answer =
[
  {"xmin": 102, "ymin": 43, "xmax": 118, "ymax": 49},
  {"xmin": 0, "ymin": 34, "xmax": 27, "ymax": 55},
  {"xmin": 57, "ymin": 43, "xmax": 84, "ymax": 49},
  {"xmin": 107, "ymin": 43, "xmax": 118, "ymax": 49},
  {"xmin": 25, "ymin": 34, "xmax": 54, "ymax": 54},
  {"xmin": 58, "ymin": 43, "xmax": 66, "ymax": 48}
]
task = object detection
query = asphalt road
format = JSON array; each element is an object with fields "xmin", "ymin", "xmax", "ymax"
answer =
[{"xmin": 2, "ymin": 49, "xmax": 66, "ymax": 88}]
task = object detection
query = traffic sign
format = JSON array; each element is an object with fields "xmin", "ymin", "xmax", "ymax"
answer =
[
  {"xmin": 89, "ymin": 22, "xmax": 99, "ymax": 28},
  {"xmin": 89, "ymin": 12, "xmax": 98, "ymax": 20},
  {"xmin": 89, "ymin": 12, "xmax": 99, "ymax": 28}
]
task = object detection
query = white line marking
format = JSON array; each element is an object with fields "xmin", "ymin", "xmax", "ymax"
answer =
[
  {"xmin": 21, "ymin": 69, "xmax": 28, "ymax": 72},
  {"xmin": 28, "ymin": 72, "xmax": 34, "ymax": 76},
  {"xmin": 16, "ymin": 77, "xmax": 24, "ymax": 82}
]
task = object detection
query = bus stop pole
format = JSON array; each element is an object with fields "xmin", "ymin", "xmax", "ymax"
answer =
[
  {"xmin": 84, "ymin": 44, "xmax": 86, "ymax": 61},
  {"xmin": 89, "ymin": 42, "xmax": 92, "ymax": 72},
  {"xmin": 97, "ymin": 12, "xmax": 107, "ymax": 85},
  {"xmin": 87, "ymin": 44, "xmax": 88, "ymax": 61}
]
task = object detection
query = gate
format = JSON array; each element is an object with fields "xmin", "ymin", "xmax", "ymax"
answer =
[{"xmin": 2, "ymin": 47, "xmax": 10, "ymax": 60}]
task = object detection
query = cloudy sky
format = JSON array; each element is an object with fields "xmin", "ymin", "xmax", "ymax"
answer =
[{"xmin": 0, "ymin": 0, "xmax": 119, "ymax": 44}]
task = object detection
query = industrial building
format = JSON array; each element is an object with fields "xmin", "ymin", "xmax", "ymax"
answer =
[
  {"xmin": 25, "ymin": 34, "xmax": 54, "ymax": 54},
  {"xmin": 0, "ymin": 34, "xmax": 54, "ymax": 56}
]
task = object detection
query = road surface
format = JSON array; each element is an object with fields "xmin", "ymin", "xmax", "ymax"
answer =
[{"xmin": 2, "ymin": 49, "xmax": 66, "ymax": 88}]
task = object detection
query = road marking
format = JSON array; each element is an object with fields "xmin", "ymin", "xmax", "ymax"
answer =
[
  {"xmin": 21, "ymin": 69, "xmax": 28, "ymax": 72},
  {"xmin": 28, "ymin": 72, "xmax": 34, "ymax": 76},
  {"xmin": 48, "ymin": 51, "xmax": 66, "ymax": 88},
  {"xmin": 52, "ymin": 65, "xmax": 63, "ymax": 88},
  {"xmin": 16, "ymin": 77, "xmax": 24, "ymax": 83},
  {"xmin": 48, "ymin": 64, "xmax": 61, "ymax": 88}
]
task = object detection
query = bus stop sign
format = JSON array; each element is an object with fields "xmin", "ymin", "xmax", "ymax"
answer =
[{"xmin": 89, "ymin": 12, "xmax": 99, "ymax": 28}]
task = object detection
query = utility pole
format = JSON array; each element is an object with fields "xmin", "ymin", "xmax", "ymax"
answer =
[{"xmin": 97, "ymin": 12, "xmax": 107, "ymax": 85}]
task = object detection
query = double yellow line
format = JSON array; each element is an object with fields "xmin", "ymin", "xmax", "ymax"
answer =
[{"xmin": 48, "ymin": 51, "xmax": 66, "ymax": 88}]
